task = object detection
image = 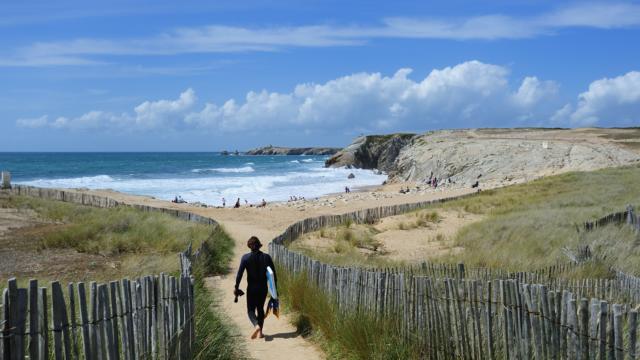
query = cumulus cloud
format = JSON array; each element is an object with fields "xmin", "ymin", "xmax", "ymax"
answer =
[
  {"xmin": 3, "ymin": 3, "xmax": 640, "ymax": 66},
  {"xmin": 134, "ymin": 88, "xmax": 196, "ymax": 128},
  {"xmin": 17, "ymin": 62, "xmax": 564, "ymax": 133},
  {"xmin": 19, "ymin": 89, "xmax": 196, "ymax": 131},
  {"xmin": 16, "ymin": 115, "xmax": 49, "ymax": 128},
  {"xmin": 553, "ymin": 71, "xmax": 640, "ymax": 126},
  {"xmin": 188, "ymin": 60, "xmax": 560, "ymax": 132}
]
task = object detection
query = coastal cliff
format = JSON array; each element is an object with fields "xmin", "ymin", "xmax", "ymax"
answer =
[
  {"xmin": 324, "ymin": 134, "xmax": 416, "ymax": 172},
  {"xmin": 246, "ymin": 145, "xmax": 340, "ymax": 156},
  {"xmin": 326, "ymin": 128, "xmax": 640, "ymax": 186}
]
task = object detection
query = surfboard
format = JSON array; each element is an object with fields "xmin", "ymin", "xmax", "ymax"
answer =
[{"xmin": 266, "ymin": 266, "xmax": 278, "ymax": 299}]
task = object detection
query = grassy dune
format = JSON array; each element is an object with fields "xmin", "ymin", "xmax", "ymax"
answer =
[
  {"xmin": 0, "ymin": 194, "xmax": 234, "ymax": 282},
  {"xmin": 292, "ymin": 164, "xmax": 640, "ymax": 276},
  {"xmin": 439, "ymin": 164, "xmax": 640, "ymax": 274},
  {"xmin": 0, "ymin": 194, "xmax": 244, "ymax": 359}
]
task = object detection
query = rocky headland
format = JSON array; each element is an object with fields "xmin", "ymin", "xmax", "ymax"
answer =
[
  {"xmin": 246, "ymin": 145, "xmax": 340, "ymax": 156},
  {"xmin": 326, "ymin": 128, "xmax": 640, "ymax": 187}
]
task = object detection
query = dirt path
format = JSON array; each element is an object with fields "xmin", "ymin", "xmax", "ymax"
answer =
[{"xmin": 204, "ymin": 218, "xmax": 323, "ymax": 360}]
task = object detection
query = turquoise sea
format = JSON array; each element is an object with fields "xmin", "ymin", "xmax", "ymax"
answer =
[{"xmin": 0, "ymin": 153, "xmax": 386, "ymax": 206}]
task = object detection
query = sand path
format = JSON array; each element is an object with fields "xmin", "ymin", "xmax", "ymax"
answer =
[{"xmin": 82, "ymin": 185, "xmax": 475, "ymax": 359}]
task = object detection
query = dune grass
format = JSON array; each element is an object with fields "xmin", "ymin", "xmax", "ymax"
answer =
[
  {"xmin": 278, "ymin": 265, "xmax": 419, "ymax": 360},
  {"xmin": 1, "ymin": 194, "xmax": 215, "ymax": 255},
  {"xmin": 1, "ymin": 193, "xmax": 244, "ymax": 359},
  {"xmin": 435, "ymin": 165, "xmax": 640, "ymax": 273},
  {"xmin": 290, "ymin": 165, "xmax": 640, "ymax": 277}
]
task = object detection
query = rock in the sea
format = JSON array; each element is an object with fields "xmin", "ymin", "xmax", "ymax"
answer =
[
  {"xmin": 245, "ymin": 145, "xmax": 341, "ymax": 156},
  {"xmin": 325, "ymin": 133, "xmax": 416, "ymax": 172},
  {"xmin": 347, "ymin": 173, "xmax": 355, "ymax": 179}
]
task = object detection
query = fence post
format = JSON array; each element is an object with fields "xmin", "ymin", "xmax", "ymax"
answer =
[{"xmin": 1, "ymin": 171, "xmax": 10, "ymax": 189}]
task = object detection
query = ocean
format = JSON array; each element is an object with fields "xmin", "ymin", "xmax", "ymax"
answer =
[{"xmin": 0, "ymin": 153, "xmax": 387, "ymax": 206}]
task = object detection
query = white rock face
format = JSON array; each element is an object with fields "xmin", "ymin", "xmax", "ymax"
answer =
[{"xmin": 392, "ymin": 129, "xmax": 640, "ymax": 187}]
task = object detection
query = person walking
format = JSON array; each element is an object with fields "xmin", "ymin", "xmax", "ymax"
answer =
[{"xmin": 234, "ymin": 236, "xmax": 277, "ymax": 339}]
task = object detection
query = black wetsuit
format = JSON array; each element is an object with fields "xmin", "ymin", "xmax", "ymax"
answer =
[{"xmin": 235, "ymin": 250, "xmax": 277, "ymax": 328}]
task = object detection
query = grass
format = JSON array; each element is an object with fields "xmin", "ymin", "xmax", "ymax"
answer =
[
  {"xmin": 278, "ymin": 265, "xmax": 419, "ymax": 360},
  {"xmin": 192, "ymin": 261, "xmax": 247, "ymax": 360},
  {"xmin": 0, "ymin": 193, "xmax": 245, "ymax": 359},
  {"xmin": 1, "ymin": 194, "xmax": 214, "ymax": 255},
  {"xmin": 290, "ymin": 165, "xmax": 640, "ymax": 277},
  {"xmin": 435, "ymin": 165, "xmax": 640, "ymax": 273}
]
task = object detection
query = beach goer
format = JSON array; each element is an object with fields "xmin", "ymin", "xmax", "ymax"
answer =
[
  {"xmin": 222, "ymin": 198, "xmax": 226, "ymax": 207},
  {"xmin": 261, "ymin": 199, "xmax": 267, "ymax": 207},
  {"xmin": 234, "ymin": 236, "xmax": 277, "ymax": 339},
  {"xmin": 234, "ymin": 198, "xmax": 241, "ymax": 208}
]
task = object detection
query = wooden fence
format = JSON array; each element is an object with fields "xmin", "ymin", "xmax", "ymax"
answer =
[
  {"xmin": 8, "ymin": 185, "xmax": 217, "ymax": 227},
  {"xmin": 269, "ymin": 198, "xmax": 640, "ymax": 358},
  {"xmin": 0, "ymin": 245, "xmax": 196, "ymax": 360},
  {"xmin": 0, "ymin": 185, "xmax": 223, "ymax": 359},
  {"xmin": 582, "ymin": 205, "xmax": 640, "ymax": 233}
]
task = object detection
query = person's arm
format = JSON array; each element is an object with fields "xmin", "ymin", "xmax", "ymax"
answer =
[{"xmin": 235, "ymin": 255, "xmax": 247, "ymax": 290}]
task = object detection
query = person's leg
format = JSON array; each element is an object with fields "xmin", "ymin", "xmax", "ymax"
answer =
[
  {"xmin": 247, "ymin": 289, "xmax": 264, "ymax": 339},
  {"xmin": 246, "ymin": 294, "xmax": 258, "ymax": 327},
  {"xmin": 256, "ymin": 290, "xmax": 268, "ymax": 337}
]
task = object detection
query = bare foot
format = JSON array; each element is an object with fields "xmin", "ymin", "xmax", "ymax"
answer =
[
  {"xmin": 251, "ymin": 326, "xmax": 261, "ymax": 339},
  {"xmin": 258, "ymin": 330, "xmax": 265, "ymax": 339}
]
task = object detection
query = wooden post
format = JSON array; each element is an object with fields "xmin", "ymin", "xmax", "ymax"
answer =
[
  {"xmin": 28, "ymin": 280, "xmax": 39, "ymax": 360},
  {"xmin": 77, "ymin": 282, "xmax": 92, "ymax": 360},
  {"xmin": 630, "ymin": 310, "xmax": 638, "ymax": 360},
  {"xmin": 1, "ymin": 171, "xmax": 11, "ymax": 189}
]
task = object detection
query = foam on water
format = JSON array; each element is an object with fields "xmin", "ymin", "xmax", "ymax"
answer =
[
  {"xmin": 19, "ymin": 162, "xmax": 386, "ymax": 206},
  {"xmin": 191, "ymin": 166, "xmax": 255, "ymax": 173}
]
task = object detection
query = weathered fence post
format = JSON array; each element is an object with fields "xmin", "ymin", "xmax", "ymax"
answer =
[{"xmin": 1, "ymin": 171, "xmax": 10, "ymax": 189}]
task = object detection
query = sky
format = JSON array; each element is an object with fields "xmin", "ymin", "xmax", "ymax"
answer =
[{"xmin": 1, "ymin": 0, "xmax": 639, "ymax": 151}]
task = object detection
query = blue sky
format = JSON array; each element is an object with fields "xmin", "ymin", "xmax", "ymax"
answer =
[{"xmin": 1, "ymin": 0, "xmax": 639, "ymax": 151}]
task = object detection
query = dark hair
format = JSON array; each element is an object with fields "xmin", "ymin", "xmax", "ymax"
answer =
[{"xmin": 247, "ymin": 236, "xmax": 262, "ymax": 250}]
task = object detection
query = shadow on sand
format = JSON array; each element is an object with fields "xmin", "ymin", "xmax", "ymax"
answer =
[{"xmin": 264, "ymin": 331, "xmax": 299, "ymax": 341}]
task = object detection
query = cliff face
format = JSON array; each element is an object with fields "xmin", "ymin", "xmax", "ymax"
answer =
[
  {"xmin": 324, "ymin": 134, "xmax": 416, "ymax": 172},
  {"xmin": 246, "ymin": 146, "xmax": 340, "ymax": 156},
  {"xmin": 326, "ymin": 128, "xmax": 640, "ymax": 186}
]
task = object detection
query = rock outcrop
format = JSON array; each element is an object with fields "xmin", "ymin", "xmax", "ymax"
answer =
[
  {"xmin": 324, "ymin": 134, "xmax": 416, "ymax": 172},
  {"xmin": 246, "ymin": 145, "xmax": 340, "ymax": 156},
  {"xmin": 327, "ymin": 128, "xmax": 640, "ymax": 187}
]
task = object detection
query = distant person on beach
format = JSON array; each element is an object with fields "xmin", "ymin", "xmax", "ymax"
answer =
[
  {"xmin": 234, "ymin": 198, "xmax": 241, "ymax": 208},
  {"xmin": 222, "ymin": 198, "xmax": 226, "ymax": 207},
  {"xmin": 234, "ymin": 236, "xmax": 277, "ymax": 339},
  {"xmin": 260, "ymin": 199, "xmax": 267, "ymax": 207}
]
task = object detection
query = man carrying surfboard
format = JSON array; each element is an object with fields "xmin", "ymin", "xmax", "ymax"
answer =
[{"xmin": 234, "ymin": 236, "xmax": 278, "ymax": 339}]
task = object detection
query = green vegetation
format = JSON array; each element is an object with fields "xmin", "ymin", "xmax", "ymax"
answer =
[
  {"xmin": 436, "ymin": 165, "xmax": 640, "ymax": 274},
  {"xmin": 291, "ymin": 165, "xmax": 640, "ymax": 277},
  {"xmin": 278, "ymin": 265, "xmax": 418, "ymax": 360},
  {"xmin": 1, "ymin": 195, "xmax": 215, "ymax": 255},
  {"xmin": 192, "ymin": 261, "xmax": 246, "ymax": 360},
  {"xmin": 0, "ymin": 193, "xmax": 244, "ymax": 359}
]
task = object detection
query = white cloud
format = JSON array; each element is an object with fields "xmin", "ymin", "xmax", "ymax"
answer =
[
  {"xmin": 22, "ymin": 63, "xmax": 640, "ymax": 134},
  {"xmin": 19, "ymin": 61, "xmax": 561, "ymax": 133},
  {"xmin": 187, "ymin": 61, "xmax": 560, "ymax": 132},
  {"xmin": 553, "ymin": 71, "xmax": 640, "ymax": 126},
  {"xmin": 16, "ymin": 115, "xmax": 49, "ymax": 128},
  {"xmin": 3, "ymin": 2, "xmax": 640, "ymax": 66},
  {"xmin": 134, "ymin": 88, "xmax": 196, "ymax": 128},
  {"xmin": 20, "ymin": 89, "xmax": 196, "ymax": 131}
]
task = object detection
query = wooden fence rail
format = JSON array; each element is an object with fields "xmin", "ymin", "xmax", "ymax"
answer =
[
  {"xmin": 269, "ymin": 198, "xmax": 640, "ymax": 358},
  {"xmin": 0, "ymin": 247, "xmax": 196, "ymax": 360},
  {"xmin": 0, "ymin": 185, "xmax": 222, "ymax": 360}
]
